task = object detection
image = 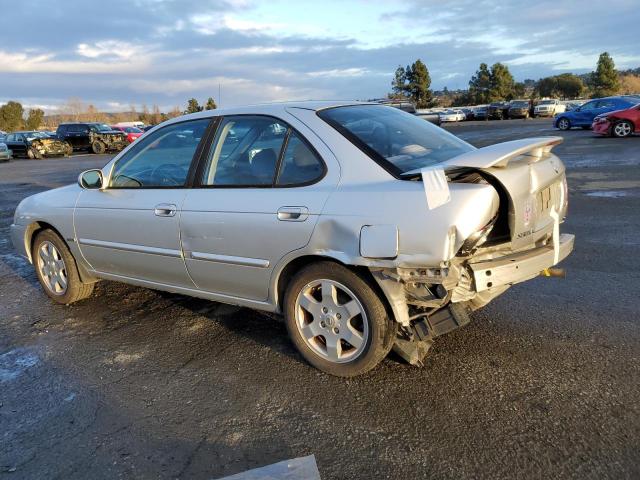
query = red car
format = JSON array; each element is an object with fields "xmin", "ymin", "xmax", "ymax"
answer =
[
  {"xmin": 110, "ymin": 126, "xmax": 143, "ymax": 143},
  {"xmin": 592, "ymin": 103, "xmax": 640, "ymax": 137}
]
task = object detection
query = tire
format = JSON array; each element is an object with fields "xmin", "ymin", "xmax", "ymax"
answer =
[
  {"xmin": 283, "ymin": 262, "xmax": 396, "ymax": 377},
  {"xmin": 91, "ymin": 141, "xmax": 106, "ymax": 154},
  {"xmin": 27, "ymin": 147, "xmax": 43, "ymax": 160},
  {"xmin": 612, "ymin": 120, "xmax": 634, "ymax": 138},
  {"xmin": 32, "ymin": 229, "xmax": 94, "ymax": 305},
  {"xmin": 557, "ymin": 117, "xmax": 571, "ymax": 130}
]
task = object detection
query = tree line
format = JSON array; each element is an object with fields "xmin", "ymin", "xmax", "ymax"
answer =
[
  {"xmin": 389, "ymin": 52, "xmax": 636, "ymax": 108},
  {"xmin": 0, "ymin": 97, "xmax": 218, "ymax": 133}
]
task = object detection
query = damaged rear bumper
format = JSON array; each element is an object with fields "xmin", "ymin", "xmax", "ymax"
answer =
[{"xmin": 470, "ymin": 233, "xmax": 574, "ymax": 292}]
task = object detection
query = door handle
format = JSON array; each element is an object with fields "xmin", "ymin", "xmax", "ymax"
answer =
[
  {"xmin": 154, "ymin": 203, "xmax": 177, "ymax": 217},
  {"xmin": 277, "ymin": 206, "xmax": 309, "ymax": 221}
]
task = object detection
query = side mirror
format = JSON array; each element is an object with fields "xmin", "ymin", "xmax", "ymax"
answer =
[{"xmin": 78, "ymin": 169, "xmax": 104, "ymax": 190}]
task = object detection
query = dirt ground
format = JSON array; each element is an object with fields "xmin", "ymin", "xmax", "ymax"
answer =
[{"xmin": 1, "ymin": 118, "xmax": 639, "ymax": 479}]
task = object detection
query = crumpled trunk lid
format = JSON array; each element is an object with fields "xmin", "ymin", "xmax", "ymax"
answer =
[{"xmin": 443, "ymin": 137, "xmax": 568, "ymax": 250}]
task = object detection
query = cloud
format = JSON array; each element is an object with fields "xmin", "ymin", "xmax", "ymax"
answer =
[
  {"xmin": 0, "ymin": 0, "xmax": 638, "ymax": 113},
  {"xmin": 76, "ymin": 41, "xmax": 145, "ymax": 60}
]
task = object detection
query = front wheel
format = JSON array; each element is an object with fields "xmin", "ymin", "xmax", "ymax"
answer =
[
  {"xmin": 557, "ymin": 117, "xmax": 571, "ymax": 130},
  {"xmin": 91, "ymin": 141, "xmax": 106, "ymax": 154},
  {"xmin": 33, "ymin": 229, "xmax": 94, "ymax": 304},
  {"xmin": 283, "ymin": 262, "xmax": 396, "ymax": 377},
  {"xmin": 27, "ymin": 147, "xmax": 43, "ymax": 159},
  {"xmin": 613, "ymin": 120, "xmax": 634, "ymax": 138}
]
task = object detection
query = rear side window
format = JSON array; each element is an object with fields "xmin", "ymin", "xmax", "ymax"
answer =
[
  {"xmin": 110, "ymin": 118, "xmax": 209, "ymax": 188},
  {"xmin": 276, "ymin": 132, "xmax": 324, "ymax": 186},
  {"xmin": 319, "ymin": 105, "xmax": 472, "ymax": 176}
]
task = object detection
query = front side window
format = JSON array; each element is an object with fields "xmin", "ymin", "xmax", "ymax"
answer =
[
  {"xmin": 318, "ymin": 105, "xmax": 473, "ymax": 176},
  {"xmin": 110, "ymin": 118, "xmax": 210, "ymax": 188},
  {"xmin": 202, "ymin": 116, "xmax": 287, "ymax": 186},
  {"xmin": 581, "ymin": 102, "xmax": 597, "ymax": 111},
  {"xmin": 90, "ymin": 124, "xmax": 113, "ymax": 133}
]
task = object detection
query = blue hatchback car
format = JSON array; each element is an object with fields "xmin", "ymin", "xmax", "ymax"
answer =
[{"xmin": 554, "ymin": 96, "xmax": 640, "ymax": 130}]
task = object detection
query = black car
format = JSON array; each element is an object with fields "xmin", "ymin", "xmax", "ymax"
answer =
[
  {"xmin": 56, "ymin": 122, "xmax": 128, "ymax": 154},
  {"xmin": 473, "ymin": 106, "xmax": 488, "ymax": 120},
  {"xmin": 460, "ymin": 108, "xmax": 475, "ymax": 120},
  {"xmin": 508, "ymin": 100, "xmax": 530, "ymax": 119},
  {"xmin": 487, "ymin": 102, "xmax": 510, "ymax": 120},
  {"xmin": 2, "ymin": 131, "xmax": 72, "ymax": 159}
]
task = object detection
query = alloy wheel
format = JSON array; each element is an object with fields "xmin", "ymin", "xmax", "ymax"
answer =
[
  {"xmin": 614, "ymin": 122, "xmax": 632, "ymax": 137},
  {"xmin": 37, "ymin": 241, "xmax": 68, "ymax": 295},
  {"xmin": 294, "ymin": 279, "xmax": 368, "ymax": 363}
]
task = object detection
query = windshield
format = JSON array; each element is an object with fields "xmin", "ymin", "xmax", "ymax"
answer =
[
  {"xmin": 539, "ymin": 100, "xmax": 555, "ymax": 105},
  {"xmin": 512, "ymin": 101, "xmax": 528, "ymax": 107},
  {"xmin": 318, "ymin": 105, "xmax": 473, "ymax": 175},
  {"xmin": 124, "ymin": 127, "xmax": 143, "ymax": 133},
  {"xmin": 90, "ymin": 124, "xmax": 113, "ymax": 132},
  {"xmin": 25, "ymin": 132, "xmax": 47, "ymax": 140}
]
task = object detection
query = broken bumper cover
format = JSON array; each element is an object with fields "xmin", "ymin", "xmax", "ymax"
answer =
[{"xmin": 469, "ymin": 233, "xmax": 574, "ymax": 292}]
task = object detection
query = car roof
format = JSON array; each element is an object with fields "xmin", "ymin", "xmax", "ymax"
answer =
[{"xmin": 172, "ymin": 100, "xmax": 375, "ymax": 123}]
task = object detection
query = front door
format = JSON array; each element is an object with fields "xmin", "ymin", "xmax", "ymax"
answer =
[
  {"xmin": 6, "ymin": 134, "xmax": 27, "ymax": 157},
  {"xmin": 180, "ymin": 115, "xmax": 337, "ymax": 301},
  {"xmin": 74, "ymin": 118, "xmax": 211, "ymax": 288}
]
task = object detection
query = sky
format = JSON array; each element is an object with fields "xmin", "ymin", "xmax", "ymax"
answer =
[{"xmin": 0, "ymin": 0, "xmax": 639, "ymax": 113}]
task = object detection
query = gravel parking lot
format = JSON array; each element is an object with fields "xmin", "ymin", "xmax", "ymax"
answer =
[{"xmin": 1, "ymin": 117, "xmax": 639, "ymax": 479}]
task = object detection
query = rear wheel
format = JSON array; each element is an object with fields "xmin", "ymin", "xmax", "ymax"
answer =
[
  {"xmin": 557, "ymin": 117, "xmax": 571, "ymax": 130},
  {"xmin": 283, "ymin": 262, "xmax": 396, "ymax": 377},
  {"xmin": 91, "ymin": 140, "xmax": 106, "ymax": 154},
  {"xmin": 32, "ymin": 230, "xmax": 94, "ymax": 304},
  {"xmin": 613, "ymin": 120, "xmax": 634, "ymax": 138}
]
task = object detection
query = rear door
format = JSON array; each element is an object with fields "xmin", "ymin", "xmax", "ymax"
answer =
[
  {"xmin": 74, "ymin": 117, "xmax": 212, "ymax": 287},
  {"xmin": 180, "ymin": 114, "xmax": 338, "ymax": 301}
]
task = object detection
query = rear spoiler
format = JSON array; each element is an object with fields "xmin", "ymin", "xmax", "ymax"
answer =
[{"xmin": 443, "ymin": 136, "xmax": 563, "ymax": 169}]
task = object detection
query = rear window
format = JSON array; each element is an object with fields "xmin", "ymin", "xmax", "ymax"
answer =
[{"xmin": 318, "ymin": 105, "xmax": 473, "ymax": 176}]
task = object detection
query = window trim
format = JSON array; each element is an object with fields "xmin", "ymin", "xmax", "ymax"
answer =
[
  {"xmin": 106, "ymin": 117, "xmax": 215, "ymax": 190},
  {"xmin": 192, "ymin": 114, "xmax": 327, "ymax": 189}
]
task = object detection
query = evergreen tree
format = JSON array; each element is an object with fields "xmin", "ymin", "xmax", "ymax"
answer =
[
  {"xmin": 468, "ymin": 63, "xmax": 492, "ymax": 104},
  {"xmin": 25, "ymin": 108, "xmax": 45, "ymax": 130},
  {"xmin": 391, "ymin": 66, "xmax": 408, "ymax": 98},
  {"xmin": 185, "ymin": 98, "xmax": 203, "ymax": 114},
  {"xmin": 488, "ymin": 63, "xmax": 515, "ymax": 101},
  {"xmin": 592, "ymin": 52, "xmax": 619, "ymax": 97},
  {"xmin": 204, "ymin": 97, "xmax": 217, "ymax": 110},
  {"xmin": 0, "ymin": 101, "xmax": 24, "ymax": 132},
  {"xmin": 405, "ymin": 59, "xmax": 432, "ymax": 108}
]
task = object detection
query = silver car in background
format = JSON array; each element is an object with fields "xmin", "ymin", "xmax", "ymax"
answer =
[
  {"xmin": 11, "ymin": 101, "xmax": 574, "ymax": 376},
  {"xmin": 0, "ymin": 141, "xmax": 11, "ymax": 161}
]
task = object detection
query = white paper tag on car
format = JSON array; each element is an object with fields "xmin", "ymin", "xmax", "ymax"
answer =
[{"xmin": 421, "ymin": 167, "xmax": 450, "ymax": 210}]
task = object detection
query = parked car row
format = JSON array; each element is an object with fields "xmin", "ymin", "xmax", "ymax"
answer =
[{"xmin": 0, "ymin": 122, "xmax": 154, "ymax": 159}]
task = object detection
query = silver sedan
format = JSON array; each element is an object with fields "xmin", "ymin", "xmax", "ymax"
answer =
[{"xmin": 11, "ymin": 101, "xmax": 574, "ymax": 376}]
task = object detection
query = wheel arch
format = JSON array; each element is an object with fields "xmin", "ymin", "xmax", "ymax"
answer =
[
  {"xmin": 272, "ymin": 253, "xmax": 395, "ymax": 322},
  {"xmin": 25, "ymin": 220, "xmax": 97, "ymax": 283}
]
